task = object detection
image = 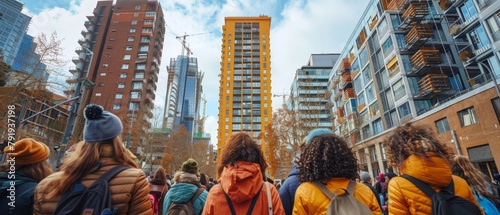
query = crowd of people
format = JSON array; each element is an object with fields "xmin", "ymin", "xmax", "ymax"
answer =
[{"xmin": 0, "ymin": 104, "xmax": 499, "ymax": 215}]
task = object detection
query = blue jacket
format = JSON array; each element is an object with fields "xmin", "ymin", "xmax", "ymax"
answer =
[
  {"xmin": 0, "ymin": 172, "xmax": 38, "ymax": 215},
  {"xmin": 279, "ymin": 165, "xmax": 301, "ymax": 215},
  {"xmin": 162, "ymin": 182, "xmax": 207, "ymax": 215}
]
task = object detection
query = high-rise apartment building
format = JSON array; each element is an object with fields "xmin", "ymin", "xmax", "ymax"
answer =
[
  {"xmin": 68, "ymin": 0, "xmax": 164, "ymax": 148},
  {"xmin": 11, "ymin": 34, "xmax": 48, "ymax": 82},
  {"xmin": 164, "ymin": 55, "xmax": 204, "ymax": 134},
  {"xmin": 290, "ymin": 54, "xmax": 339, "ymax": 133},
  {"xmin": 328, "ymin": 0, "xmax": 500, "ymax": 179},
  {"xmin": 217, "ymin": 16, "xmax": 272, "ymax": 156},
  {"xmin": 0, "ymin": 0, "xmax": 31, "ymax": 66}
]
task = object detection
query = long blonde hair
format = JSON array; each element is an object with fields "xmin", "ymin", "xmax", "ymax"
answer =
[
  {"xmin": 46, "ymin": 136, "xmax": 138, "ymax": 198},
  {"xmin": 452, "ymin": 155, "xmax": 495, "ymax": 200}
]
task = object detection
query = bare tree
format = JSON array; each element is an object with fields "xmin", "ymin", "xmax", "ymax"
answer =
[{"xmin": 160, "ymin": 125, "xmax": 192, "ymax": 175}]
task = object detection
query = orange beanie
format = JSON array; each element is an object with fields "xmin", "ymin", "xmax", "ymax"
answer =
[{"xmin": 4, "ymin": 138, "xmax": 50, "ymax": 165}]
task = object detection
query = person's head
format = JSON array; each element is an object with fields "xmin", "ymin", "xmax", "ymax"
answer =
[
  {"xmin": 152, "ymin": 166, "xmax": 167, "ymax": 185},
  {"xmin": 452, "ymin": 155, "xmax": 492, "ymax": 198},
  {"xmin": 218, "ymin": 132, "xmax": 267, "ymax": 180},
  {"xmin": 295, "ymin": 129, "xmax": 334, "ymax": 162},
  {"xmin": 47, "ymin": 104, "xmax": 137, "ymax": 199},
  {"xmin": 200, "ymin": 173, "xmax": 208, "ymax": 185},
  {"xmin": 378, "ymin": 173, "xmax": 386, "ymax": 183},
  {"xmin": 360, "ymin": 171, "xmax": 371, "ymax": 183},
  {"xmin": 298, "ymin": 133, "xmax": 358, "ymax": 182},
  {"xmin": 385, "ymin": 172, "xmax": 397, "ymax": 181},
  {"xmin": 209, "ymin": 177, "xmax": 214, "ymax": 183},
  {"xmin": 386, "ymin": 123, "xmax": 450, "ymax": 168},
  {"xmin": 176, "ymin": 158, "xmax": 200, "ymax": 185},
  {"xmin": 0, "ymin": 138, "xmax": 53, "ymax": 181}
]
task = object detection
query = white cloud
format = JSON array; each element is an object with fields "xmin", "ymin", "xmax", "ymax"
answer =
[{"xmin": 25, "ymin": 0, "xmax": 369, "ymax": 147}]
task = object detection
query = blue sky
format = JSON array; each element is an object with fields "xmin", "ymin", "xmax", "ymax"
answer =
[{"xmin": 22, "ymin": 0, "xmax": 370, "ymax": 145}]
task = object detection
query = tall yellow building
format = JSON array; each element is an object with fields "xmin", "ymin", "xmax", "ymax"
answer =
[{"xmin": 217, "ymin": 16, "xmax": 272, "ymax": 165}]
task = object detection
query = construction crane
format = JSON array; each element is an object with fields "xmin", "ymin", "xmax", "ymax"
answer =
[
  {"xmin": 175, "ymin": 32, "xmax": 211, "ymax": 56},
  {"xmin": 273, "ymin": 93, "xmax": 290, "ymax": 108}
]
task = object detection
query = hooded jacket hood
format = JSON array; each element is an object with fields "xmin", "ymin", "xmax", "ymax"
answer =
[
  {"xmin": 400, "ymin": 153, "xmax": 452, "ymax": 187},
  {"xmin": 220, "ymin": 161, "xmax": 263, "ymax": 203}
]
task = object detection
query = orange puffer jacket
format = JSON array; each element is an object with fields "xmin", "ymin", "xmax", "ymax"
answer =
[
  {"xmin": 388, "ymin": 153, "xmax": 484, "ymax": 215},
  {"xmin": 293, "ymin": 178, "xmax": 382, "ymax": 215}
]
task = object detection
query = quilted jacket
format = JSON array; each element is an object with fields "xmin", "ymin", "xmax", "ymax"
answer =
[
  {"xmin": 293, "ymin": 178, "xmax": 382, "ymax": 215},
  {"xmin": 387, "ymin": 153, "xmax": 484, "ymax": 215},
  {"xmin": 34, "ymin": 156, "xmax": 152, "ymax": 215}
]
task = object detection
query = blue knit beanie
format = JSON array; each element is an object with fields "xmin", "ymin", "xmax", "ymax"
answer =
[
  {"xmin": 305, "ymin": 128, "xmax": 334, "ymax": 144},
  {"xmin": 83, "ymin": 104, "xmax": 123, "ymax": 142}
]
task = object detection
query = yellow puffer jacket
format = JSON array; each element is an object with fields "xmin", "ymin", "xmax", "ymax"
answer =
[
  {"xmin": 33, "ymin": 157, "xmax": 152, "ymax": 215},
  {"xmin": 292, "ymin": 178, "xmax": 382, "ymax": 215},
  {"xmin": 388, "ymin": 153, "xmax": 484, "ymax": 215}
]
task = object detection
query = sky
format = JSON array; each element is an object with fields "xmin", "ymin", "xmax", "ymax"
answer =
[{"xmin": 21, "ymin": 0, "xmax": 370, "ymax": 146}]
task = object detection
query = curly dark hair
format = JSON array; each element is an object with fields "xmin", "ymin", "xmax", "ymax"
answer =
[
  {"xmin": 386, "ymin": 123, "xmax": 450, "ymax": 168},
  {"xmin": 218, "ymin": 132, "xmax": 267, "ymax": 180},
  {"xmin": 298, "ymin": 133, "xmax": 358, "ymax": 182}
]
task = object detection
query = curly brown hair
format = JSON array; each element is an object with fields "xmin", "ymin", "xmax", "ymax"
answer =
[
  {"xmin": 386, "ymin": 123, "xmax": 450, "ymax": 168},
  {"xmin": 218, "ymin": 132, "xmax": 267, "ymax": 180},
  {"xmin": 297, "ymin": 133, "xmax": 358, "ymax": 182}
]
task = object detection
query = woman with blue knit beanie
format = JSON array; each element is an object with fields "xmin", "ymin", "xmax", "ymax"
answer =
[{"xmin": 34, "ymin": 104, "xmax": 152, "ymax": 215}]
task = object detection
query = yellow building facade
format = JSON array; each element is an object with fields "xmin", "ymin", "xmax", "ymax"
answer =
[{"xmin": 217, "ymin": 16, "xmax": 273, "ymax": 168}]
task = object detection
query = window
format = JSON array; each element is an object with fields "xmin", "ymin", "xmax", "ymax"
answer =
[
  {"xmin": 435, "ymin": 118, "xmax": 450, "ymax": 134},
  {"xmin": 121, "ymin": 64, "xmax": 129, "ymax": 69},
  {"xmin": 392, "ymin": 79, "xmax": 406, "ymax": 101},
  {"xmin": 132, "ymin": 82, "xmax": 143, "ymax": 89},
  {"xmin": 142, "ymin": 28, "xmax": 153, "ymax": 33},
  {"xmin": 102, "ymin": 64, "xmax": 108, "ymax": 67},
  {"xmin": 459, "ymin": 0, "xmax": 477, "ymax": 21},
  {"xmin": 373, "ymin": 119, "xmax": 383, "ymax": 135},
  {"xmin": 131, "ymin": 92, "xmax": 141, "ymax": 99},
  {"xmin": 95, "ymin": 93, "xmax": 101, "ymax": 97},
  {"xmin": 134, "ymin": 72, "xmax": 144, "ymax": 79},
  {"xmin": 136, "ymin": 64, "xmax": 146, "ymax": 70},
  {"xmin": 359, "ymin": 48, "xmax": 368, "ymax": 67},
  {"xmin": 382, "ymin": 37, "xmax": 394, "ymax": 55},
  {"xmin": 129, "ymin": 102, "xmax": 139, "ymax": 110},
  {"xmin": 134, "ymin": 12, "xmax": 139, "ymax": 17},
  {"xmin": 128, "ymin": 37, "xmax": 134, "ymax": 42},
  {"xmin": 120, "ymin": 73, "xmax": 127, "ymax": 78},
  {"xmin": 139, "ymin": 45, "xmax": 149, "ymax": 52},
  {"xmin": 109, "ymin": 37, "xmax": 115, "ymax": 41},
  {"xmin": 468, "ymin": 25, "xmax": 491, "ymax": 50},
  {"xmin": 397, "ymin": 102, "xmax": 410, "ymax": 118},
  {"xmin": 113, "ymin": 104, "xmax": 121, "ymax": 110},
  {"xmin": 98, "ymin": 82, "xmax": 104, "ymax": 87},
  {"xmin": 115, "ymin": 93, "xmax": 123, "ymax": 99},
  {"xmin": 130, "ymin": 28, "xmax": 136, "ymax": 33},
  {"xmin": 144, "ymin": 20, "xmax": 154, "ymax": 25},
  {"xmin": 362, "ymin": 125, "xmax": 372, "ymax": 139},
  {"xmin": 123, "ymin": 54, "xmax": 131, "ymax": 60},
  {"xmin": 100, "ymin": 73, "xmax": 106, "ymax": 76},
  {"xmin": 458, "ymin": 107, "xmax": 478, "ymax": 127},
  {"xmin": 118, "ymin": 83, "xmax": 125, "ymax": 88},
  {"xmin": 387, "ymin": 56, "xmax": 400, "ymax": 77},
  {"xmin": 125, "ymin": 46, "xmax": 133, "ymax": 50},
  {"xmin": 135, "ymin": 6, "xmax": 141, "ymax": 10},
  {"xmin": 487, "ymin": 12, "xmax": 500, "ymax": 42},
  {"xmin": 137, "ymin": 53, "xmax": 147, "ymax": 58},
  {"xmin": 131, "ymin": 20, "xmax": 137, "ymax": 25},
  {"xmin": 145, "ymin": 12, "xmax": 156, "ymax": 17}
]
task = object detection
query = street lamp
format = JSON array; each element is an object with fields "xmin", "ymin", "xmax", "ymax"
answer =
[{"xmin": 58, "ymin": 45, "xmax": 94, "ymax": 166}]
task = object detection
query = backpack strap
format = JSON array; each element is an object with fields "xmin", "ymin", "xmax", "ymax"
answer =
[
  {"xmin": 189, "ymin": 188, "xmax": 204, "ymax": 203},
  {"xmin": 402, "ymin": 174, "xmax": 453, "ymax": 197},
  {"xmin": 221, "ymin": 182, "xmax": 264, "ymax": 215},
  {"xmin": 98, "ymin": 165, "xmax": 129, "ymax": 182},
  {"xmin": 312, "ymin": 181, "xmax": 335, "ymax": 200},
  {"xmin": 265, "ymin": 182, "xmax": 273, "ymax": 215},
  {"xmin": 346, "ymin": 180, "xmax": 357, "ymax": 195}
]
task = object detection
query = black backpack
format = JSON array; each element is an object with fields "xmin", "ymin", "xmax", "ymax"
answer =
[
  {"xmin": 402, "ymin": 175, "xmax": 482, "ymax": 215},
  {"xmin": 166, "ymin": 188, "xmax": 204, "ymax": 215},
  {"xmin": 54, "ymin": 165, "xmax": 129, "ymax": 215}
]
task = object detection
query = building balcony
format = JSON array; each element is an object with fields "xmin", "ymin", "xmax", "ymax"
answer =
[
  {"xmin": 84, "ymin": 21, "xmax": 93, "ymax": 28},
  {"xmin": 77, "ymin": 38, "xmax": 87, "ymax": 46},
  {"xmin": 450, "ymin": 14, "xmax": 479, "ymax": 39},
  {"xmin": 69, "ymin": 64, "xmax": 83, "ymax": 74},
  {"xmin": 75, "ymin": 47, "xmax": 84, "ymax": 55},
  {"xmin": 410, "ymin": 47, "xmax": 441, "ymax": 70},
  {"xmin": 417, "ymin": 73, "xmax": 451, "ymax": 97},
  {"xmin": 404, "ymin": 24, "xmax": 433, "ymax": 50},
  {"xmin": 402, "ymin": 2, "xmax": 429, "ymax": 23},
  {"xmin": 81, "ymin": 30, "xmax": 88, "ymax": 37},
  {"xmin": 478, "ymin": 0, "xmax": 497, "ymax": 11}
]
